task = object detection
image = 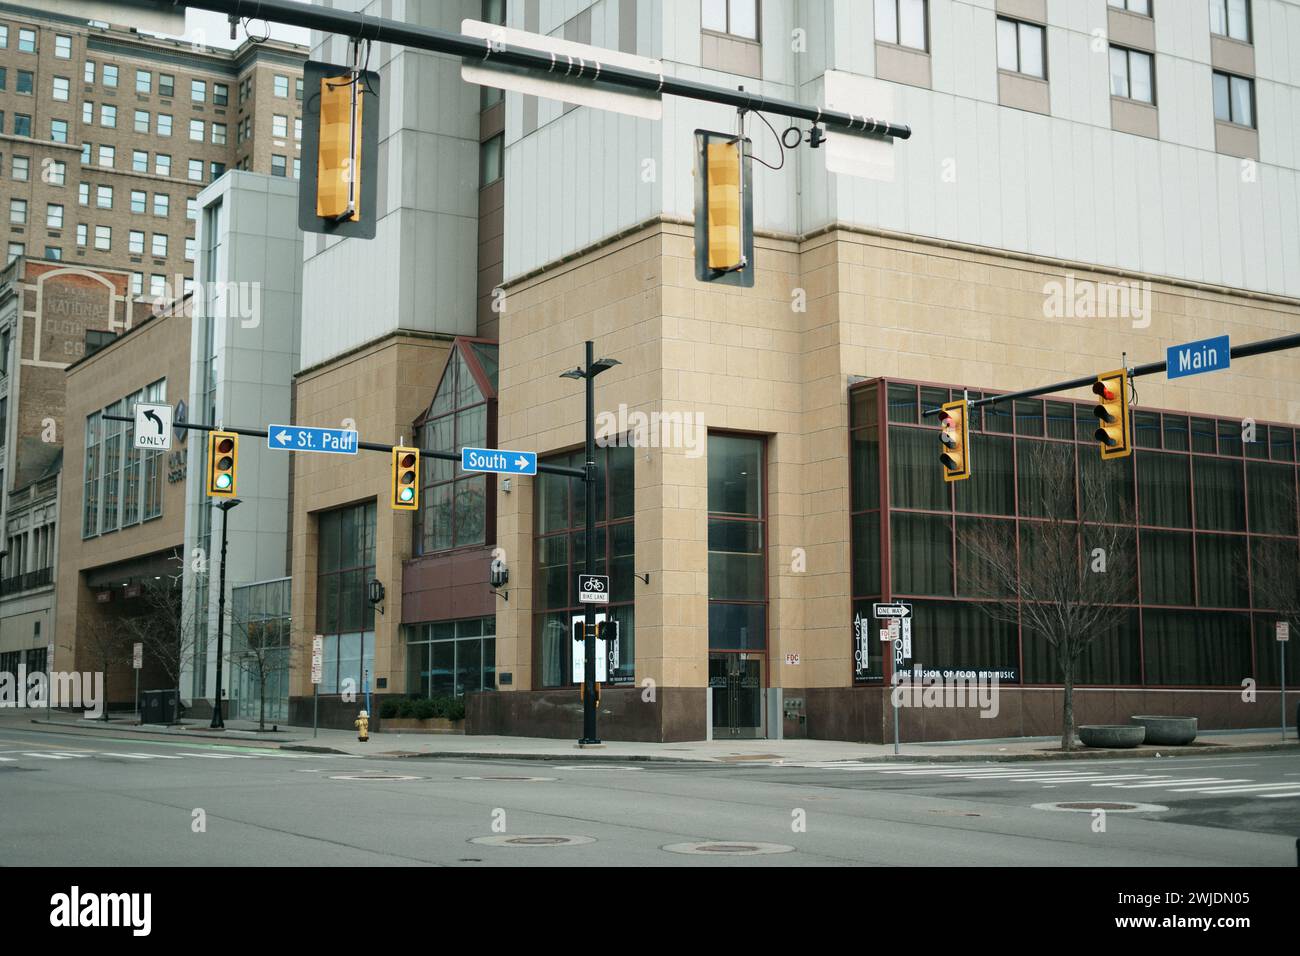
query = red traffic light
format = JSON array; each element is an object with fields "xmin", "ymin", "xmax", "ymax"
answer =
[{"xmin": 1092, "ymin": 381, "xmax": 1115, "ymax": 401}]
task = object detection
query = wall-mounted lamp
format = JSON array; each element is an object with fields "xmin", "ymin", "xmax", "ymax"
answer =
[
  {"xmin": 502, "ymin": 478, "xmax": 511, "ymax": 494},
  {"xmin": 490, "ymin": 555, "xmax": 509, "ymax": 601},
  {"xmin": 634, "ymin": 572, "xmax": 651, "ymax": 585},
  {"xmin": 368, "ymin": 578, "xmax": 386, "ymax": 615}
]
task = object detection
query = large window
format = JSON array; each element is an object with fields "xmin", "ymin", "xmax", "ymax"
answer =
[
  {"xmin": 851, "ymin": 378, "xmax": 1300, "ymax": 688},
  {"xmin": 1108, "ymin": 0, "xmax": 1151, "ymax": 14},
  {"xmin": 315, "ymin": 501, "xmax": 377, "ymax": 695},
  {"xmin": 533, "ymin": 444, "xmax": 635, "ymax": 687},
  {"xmin": 996, "ymin": 17, "xmax": 1045, "ymax": 79},
  {"xmin": 1110, "ymin": 45, "xmax": 1154, "ymax": 103},
  {"xmin": 416, "ymin": 342, "xmax": 498, "ymax": 554},
  {"xmin": 1210, "ymin": 1, "xmax": 1250, "ymax": 40},
  {"xmin": 82, "ymin": 380, "xmax": 166, "ymax": 537},
  {"xmin": 875, "ymin": 0, "xmax": 928, "ymax": 51},
  {"xmin": 707, "ymin": 433, "xmax": 766, "ymax": 651},
  {"xmin": 701, "ymin": 0, "xmax": 758, "ymax": 39},
  {"xmin": 1213, "ymin": 70, "xmax": 1254, "ymax": 127},
  {"xmin": 406, "ymin": 616, "xmax": 496, "ymax": 697}
]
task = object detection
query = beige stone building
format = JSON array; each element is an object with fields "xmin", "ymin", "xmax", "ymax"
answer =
[{"xmin": 285, "ymin": 0, "xmax": 1299, "ymax": 742}]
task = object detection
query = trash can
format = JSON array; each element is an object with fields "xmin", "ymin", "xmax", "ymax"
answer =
[{"xmin": 140, "ymin": 690, "xmax": 179, "ymax": 724}]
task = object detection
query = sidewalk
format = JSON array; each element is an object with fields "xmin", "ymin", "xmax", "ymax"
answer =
[{"xmin": 9, "ymin": 711, "xmax": 1297, "ymax": 763}]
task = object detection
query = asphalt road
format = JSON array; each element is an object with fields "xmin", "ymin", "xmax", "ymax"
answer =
[{"xmin": 2, "ymin": 726, "xmax": 1296, "ymax": 866}]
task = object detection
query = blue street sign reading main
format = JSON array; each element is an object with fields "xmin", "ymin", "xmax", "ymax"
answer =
[
  {"xmin": 1168, "ymin": 335, "xmax": 1230, "ymax": 380},
  {"xmin": 267, "ymin": 424, "xmax": 359, "ymax": 455},
  {"xmin": 461, "ymin": 446, "xmax": 537, "ymax": 476}
]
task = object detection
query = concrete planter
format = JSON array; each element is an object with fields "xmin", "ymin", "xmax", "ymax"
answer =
[
  {"xmin": 379, "ymin": 717, "xmax": 465, "ymax": 734},
  {"xmin": 1130, "ymin": 715, "xmax": 1197, "ymax": 746},
  {"xmin": 1079, "ymin": 724, "xmax": 1146, "ymax": 749}
]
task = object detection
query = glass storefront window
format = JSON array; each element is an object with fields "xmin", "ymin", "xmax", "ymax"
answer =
[
  {"xmin": 405, "ymin": 617, "xmax": 496, "ymax": 697},
  {"xmin": 707, "ymin": 433, "xmax": 766, "ymax": 653},
  {"xmin": 316, "ymin": 501, "xmax": 376, "ymax": 694}
]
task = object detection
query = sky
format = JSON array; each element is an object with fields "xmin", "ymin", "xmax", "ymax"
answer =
[{"xmin": 160, "ymin": 5, "xmax": 313, "ymax": 50}]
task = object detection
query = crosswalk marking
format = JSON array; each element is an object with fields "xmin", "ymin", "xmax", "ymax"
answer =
[
  {"xmin": 1094, "ymin": 778, "xmax": 1238, "ymax": 789},
  {"xmin": 1169, "ymin": 782, "xmax": 1300, "ymax": 794}
]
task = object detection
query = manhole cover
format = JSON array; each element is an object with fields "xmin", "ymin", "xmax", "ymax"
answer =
[
  {"xmin": 329, "ymin": 773, "xmax": 421, "ymax": 782},
  {"xmin": 457, "ymin": 775, "xmax": 556, "ymax": 782},
  {"xmin": 662, "ymin": 841, "xmax": 795, "ymax": 856},
  {"xmin": 470, "ymin": 835, "xmax": 595, "ymax": 848},
  {"xmin": 1033, "ymin": 801, "xmax": 1167, "ymax": 813}
]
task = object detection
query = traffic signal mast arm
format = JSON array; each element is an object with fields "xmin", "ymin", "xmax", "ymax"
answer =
[
  {"xmin": 180, "ymin": 0, "xmax": 911, "ymax": 142},
  {"xmin": 100, "ymin": 416, "xmax": 585, "ymax": 479},
  {"xmin": 921, "ymin": 331, "xmax": 1300, "ymax": 420}
]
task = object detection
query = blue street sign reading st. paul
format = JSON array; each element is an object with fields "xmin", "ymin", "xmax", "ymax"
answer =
[
  {"xmin": 266, "ymin": 424, "xmax": 359, "ymax": 455},
  {"xmin": 1167, "ymin": 335, "xmax": 1231, "ymax": 380},
  {"xmin": 461, "ymin": 446, "xmax": 537, "ymax": 476}
]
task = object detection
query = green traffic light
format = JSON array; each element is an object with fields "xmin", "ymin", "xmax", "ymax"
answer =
[
  {"xmin": 399, "ymin": 487, "xmax": 414, "ymax": 502},
  {"xmin": 215, "ymin": 473, "xmax": 232, "ymax": 490}
]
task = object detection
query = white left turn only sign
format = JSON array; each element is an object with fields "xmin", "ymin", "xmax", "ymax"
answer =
[{"xmin": 134, "ymin": 403, "xmax": 172, "ymax": 451}]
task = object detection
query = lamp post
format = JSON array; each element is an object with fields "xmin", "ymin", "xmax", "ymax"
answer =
[
  {"xmin": 560, "ymin": 341, "xmax": 620, "ymax": 746},
  {"xmin": 210, "ymin": 498, "xmax": 241, "ymax": 729}
]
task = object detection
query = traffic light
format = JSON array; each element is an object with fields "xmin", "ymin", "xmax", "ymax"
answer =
[
  {"xmin": 938, "ymin": 399, "xmax": 971, "ymax": 482},
  {"xmin": 693, "ymin": 129, "xmax": 754, "ymax": 287},
  {"xmin": 1092, "ymin": 369, "xmax": 1132, "ymax": 459},
  {"xmin": 298, "ymin": 60, "xmax": 380, "ymax": 239},
  {"xmin": 594, "ymin": 619, "xmax": 619, "ymax": 644},
  {"xmin": 206, "ymin": 431, "xmax": 238, "ymax": 498},
  {"xmin": 391, "ymin": 446, "xmax": 419, "ymax": 511}
]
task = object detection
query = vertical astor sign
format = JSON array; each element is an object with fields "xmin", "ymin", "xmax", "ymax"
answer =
[{"xmin": 1167, "ymin": 335, "xmax": 1230, "ymax": 379}]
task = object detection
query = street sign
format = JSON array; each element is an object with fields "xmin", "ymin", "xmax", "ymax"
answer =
[
  {"xmin": 873, "ymin": 602, "xmax": 911, "ymax": 619},
  {"xmin": 132, "ymin": 643, "xmax": 143, "ymax": 670},
  {"xmin": 1278, "ymin": 622, "xmax": 1290, "ymax": 642},
  {"xmin": 267, "ymin": 424, "xmax": 359, "ymax": 455},
  {"xmin": 311, "ymin": 635, "xmax": 323, "ymax": 685},
  {"xmin": 460, "ymin": 19, "xmax": 664, "ymax": 120},
  {"xmin": 572, "ymin": 616, "xmax": 609, "ymax": 682},
  {"xmin": 578, "ymin": 574, "xmax": 609, "ymax": 604},
  {"xmin": 1167, "ymin": 334, "xmax": 1230, "ymax": 380},
  {"xmin": 461, "ymin": 446, "xmax": 537, "ymax": 476},
  {"xmin": 881, "ymin": 618, "xmax": 900, "ymax": 642},
  {"xmin": 133, "ymin": 403, "xmax": 172, "ymax": 451}
]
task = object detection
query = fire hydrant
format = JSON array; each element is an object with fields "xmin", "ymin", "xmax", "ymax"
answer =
[{"xmin": 354, "ymin": 710, "xmax": 370, "ymax": 742}]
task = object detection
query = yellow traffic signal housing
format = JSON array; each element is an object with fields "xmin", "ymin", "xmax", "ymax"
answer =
[
  {"xmin": 207, "ymin": 431, "xmax": 238, "ymax": 498},
  {"xmin": 706, "ymin": 140, "xmax": 743, "ymax": 270},
  {"xmin": 298, "ymin": 60, "xmax": 380, "ymax": 239},
  {"xmin": 317, "ymin": 73, "xmax": 362, "ymax": 222},
  {"xmin": 693, "ymin": 129, "xmax": 754, "ymax": 286},
  {"xmin": 1092, "ymin": 369, "xmax": 1132, "ymax": 459},
  {"xmin": 391, "ymin": 446, "xmax": 420, "ymax": 511},
  {"xmin": 938, "ymin": 399, "xmax": 971, "ymax": 482}
]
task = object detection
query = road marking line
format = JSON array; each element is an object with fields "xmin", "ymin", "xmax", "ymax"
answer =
[
  {"xmin": 0, "ymin": 756, "xmax": 14, "ymax": 761},
  {"xmin": 23, "ymin": 752, "xmax": 71, "ymax": 759},
  {"xmin": 176, "ymin": 752, "xmax": 238, "ymax": 759},
  {"xmin": 997, "ymin": 774, "xmax": 1160, "ymax": 783},
  {"xmin": 1093, "ymin": 778, "xmax": 1231, "ymax": 789},
  {"xmin": 1169, "ymin": 783, "xmax": 1300, "ymax": 794},
  {"xmin": 100, "ymin": 752, "xmax": 158, "ymax": 759},
  {"xmin": 1257, "ymin": 791, "xmax": 1300, "ymax": 799}
]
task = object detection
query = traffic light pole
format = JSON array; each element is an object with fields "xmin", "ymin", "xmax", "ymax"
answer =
[
  {"xmin": 582, "ymin": 340, "xmax": 599, "ymax": 745},
  {"xmin": 181, "ymin": 0, "xmax": 910, "ymax": 141},
  {"xmin": 210, "ymin": 497, "xmax": 239, "ymax": 729},
  {"xmin": 921, "ymin": 330, "xmax": 1300, "ymax": 418}
]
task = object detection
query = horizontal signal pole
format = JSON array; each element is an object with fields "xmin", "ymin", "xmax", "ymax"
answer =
[
  {"xmin": 922, "ymin": 331, "xmax": 1300, "ymax": 418},
  {"xmin": 101, "ymin": 415, "xmax": 585, "ymax": 478},
  {"xmin": 181, "ymin": 0, "xmax": 911, "ymax": 139}
]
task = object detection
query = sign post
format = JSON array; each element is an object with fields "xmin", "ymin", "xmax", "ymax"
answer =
[
  {"xmin": 46, "ymin": 642, "xmax": 53, "ymax": 719},
  {"xmin": 132, "ymin": 642, "xmax": 143, "ymax": 722},
  {"xmin": 311, "ymin": 635, "xmax": 323, "ymax": 739},
  {"xmin": 1278, "ymin": 622, "xmax": 1290, "ymax": 741},
  {"xmin": 875, "ymin": 603, "xmax": 912, "ymax": 755}
]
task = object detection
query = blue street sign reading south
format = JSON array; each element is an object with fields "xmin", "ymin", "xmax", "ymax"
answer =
[
  {"xmin": 1167, "ymin": 335, "xmax": 1230, "ymax": 380},
  {"xmin": 267, "ymin": 424, "xmax": 359, "ymax": 455},
  {"xmin": 461, "ymin": 446, "xmax": 537, "ymax": 476}
]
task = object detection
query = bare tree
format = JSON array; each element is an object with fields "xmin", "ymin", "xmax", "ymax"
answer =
[
  {"xmin": 229, "ymin": 613, "xmax": 297, "ymax": 731},
  {"xmin": 958, "ymin": 440, "xmax": 1136, "ymax": 750},
  {"xmin": 79, "ymin": 614, "xmax": 134, "ymax": 721},
  {"xmin": 120, "ymin": 565, "xmax": 199, "ymax": 700}
]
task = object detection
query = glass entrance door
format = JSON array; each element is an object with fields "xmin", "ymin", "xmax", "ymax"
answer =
[{"xmin": 709, "ymin": 653, "xmax": 764, "ymax": 738}]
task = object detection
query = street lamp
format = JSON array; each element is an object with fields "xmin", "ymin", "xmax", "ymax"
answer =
[
  {"xmin": 210, "ymin": 497, "xmax": 241, "ymax": 729},
  {"xmin": 559, "ymin": 341, "xmax": 620, "ymax": 746}
]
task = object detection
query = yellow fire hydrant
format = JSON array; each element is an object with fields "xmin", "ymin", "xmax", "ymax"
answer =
[{"xmin": 354, "ymin": 710, "xmax": 370, "ymax": 742}]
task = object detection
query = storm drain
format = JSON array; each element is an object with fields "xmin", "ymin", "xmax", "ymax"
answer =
[
  {"xmin": 457, "ymin": 775, "xmax": 556, "ymax": 782},
  {"xmin": 329, "ymin": 773, "xmax": 422, "ymax": 782},
  {"xmin": 470, "ymin": 835, "xmax": 595, "ymax": 848},
  {"xmin": 1033, "ymin": 801, "xmax": 1168, "ymax": 813},
  {"xmin": 662, "ymin": 841, "xmax": 795, "ymax": 856}
]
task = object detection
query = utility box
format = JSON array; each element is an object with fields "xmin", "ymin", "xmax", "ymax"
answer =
[{"xmin": 140, "ymin": 689, "xmax": 180, "ymax": 724}]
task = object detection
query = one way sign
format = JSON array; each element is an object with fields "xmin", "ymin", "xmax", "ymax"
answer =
[{"xmin": 133, "ymin": 403, "xmax": 172, "ymax": 451}]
